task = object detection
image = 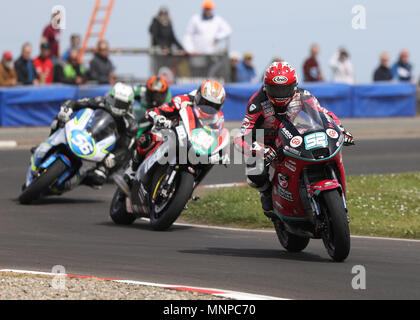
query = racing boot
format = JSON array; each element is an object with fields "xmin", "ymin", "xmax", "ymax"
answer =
[
  {"xmin": 82, "ymin": 166, "xmax": 107, "ymax": 189},
  {"xmin": 259, "ymin": 185, "xmax": 276, "ymax": 220}
]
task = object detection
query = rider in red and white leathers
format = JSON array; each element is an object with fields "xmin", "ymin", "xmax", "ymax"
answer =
[
  {"xmin": 234, "ymin": 61, "xmax": 354, "ymax": 219},
  {"xmin": 122, "ymin": 80, "xmax": 226, "ymax": 189}
]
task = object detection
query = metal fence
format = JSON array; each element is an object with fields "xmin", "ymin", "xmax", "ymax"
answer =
[{"xmin": 149, "ymin": 48, "xmax": 231, "ymax": 84}]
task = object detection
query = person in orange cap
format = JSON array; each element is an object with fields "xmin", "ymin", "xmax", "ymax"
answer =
[{"xmin": 183, "ymin": 0, "xmax": 232, "ymax": 54}]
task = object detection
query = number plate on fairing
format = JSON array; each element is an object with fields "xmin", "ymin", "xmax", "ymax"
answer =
[{"xmin": 304, "ymin": 132, "xmax": 328, "ymax": 150}]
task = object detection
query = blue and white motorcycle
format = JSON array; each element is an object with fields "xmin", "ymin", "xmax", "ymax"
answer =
[{"xmin": 19, "ymin": 108, "xmax": 118, "ymax": 204}]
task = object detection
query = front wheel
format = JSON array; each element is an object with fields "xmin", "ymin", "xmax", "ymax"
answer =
[
  {"xmin": 320, "ymin": 189, "xmax": 350, "ymax": 262},
  {"xmin": 110, "ymin": 188, "xmax": 136, "ymax": 225},
  {"xmin": 19, "ymin": 158, "xmax": 68, "ymax": 205},
  {"xmin": 273, "ymin": 219, "xmax": 310, "ymax": 252},
  {"xmin": 149, "ymin": 166, "xmax": 194, "ymax": 231}
]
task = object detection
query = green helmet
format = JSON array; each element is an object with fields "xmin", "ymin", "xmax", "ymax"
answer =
[{"xmin": 105, "ymin": 82, "xmax": 135, "ymax": 117}]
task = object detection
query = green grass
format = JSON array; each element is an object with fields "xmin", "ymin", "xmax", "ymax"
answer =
[{"xmin": 183, "ymin": 173, "xmax": 420, "ymax": 239}]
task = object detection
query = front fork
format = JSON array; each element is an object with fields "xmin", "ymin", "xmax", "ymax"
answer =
[{"xmin": 302, "ymin": 165, "xmax": 349, "ymax": 236}]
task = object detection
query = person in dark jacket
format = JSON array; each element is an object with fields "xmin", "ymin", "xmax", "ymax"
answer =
[
  {"xmin": 14, "ymin": 43, "xmax": 38, "ymax": 85},
  {"xmin": 149, "ymin": 6, "xmax": 184, "ymax": 54},
  {"xmin": 89, "ymin": 40, "xmax": 115, "ymax": 84},
  {"xmin": 303, "ymin": 44, "xmax": 323, "ymax": 82},
  {"xmin": 391, "ymin": 49, "xmax": 413, "ymax": 82},
  {"xmin": 54, "ymin": 49, "xmax": 86, "ymax": 85},
  {"xmin": 373, "ymin": 52, "xmax": 393, "ymax": 82}
]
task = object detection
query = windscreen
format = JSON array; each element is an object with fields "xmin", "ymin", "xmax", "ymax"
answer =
[
  {"xmin": 288, "ymin": 100, "xmax": 325, "ymax": 134},
  {"xmin": 193, "ymin": 105, "xmax": 223, "ymax": 130},
  {"xmin": 84, "ymin": 109, "xmax": 117, "ymax": 141}
]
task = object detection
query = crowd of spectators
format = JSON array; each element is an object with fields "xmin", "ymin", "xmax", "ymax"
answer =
[
  {"xmin": 0, "ymin": 0, "xmax": 417, "ymax": 87},
  {"xmin": 0, "ymin": 11, "xmax": 115, "ymax": 87}
]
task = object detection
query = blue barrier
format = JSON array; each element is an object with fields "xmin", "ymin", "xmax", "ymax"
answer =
[
  {"xmin": 0, "ymin": 82, "xmax": 416, "ymax": 127},
  {"xmin": 352, "ymin": 83, "xmax": 417, "ymax": 117},
  {"xmin": 0, "ymin": 85, "xmax": 78, "ymax": 127}
]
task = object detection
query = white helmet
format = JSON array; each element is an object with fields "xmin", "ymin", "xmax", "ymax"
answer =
[{"xmin": 105, "ymin": 82, "xmax": 134, "ymax": 117}]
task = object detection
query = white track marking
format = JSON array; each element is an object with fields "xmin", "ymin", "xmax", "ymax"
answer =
[
  {"xmin": 0, "ymin": 268, "xmax": 287, "ymax": 300},
  {"xmin": 0, "ymin": 140, "xmax": 17, "ymax": 149},
  {"xmin": 175, "ymin": 222, "xmax": 420, "ymax": 242}
]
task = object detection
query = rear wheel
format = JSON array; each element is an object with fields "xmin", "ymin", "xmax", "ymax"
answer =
[
  {"xmin": 109, "ymin": 188, "xmax": 136, "ymax": 225},
  {"xmin": 273, "ymin": 219, "xmax": 310, "ymax": 252},
  {"xmin": 149, "ymin": 166, "xmax": 194, "ymax": 231},
  {"xmin": 19, "ymin": 158, "xmax": 67, "ymax": 205},
  {"xmin": 320, "ymin": 189, "xmax": 350, "ymax": 262}
]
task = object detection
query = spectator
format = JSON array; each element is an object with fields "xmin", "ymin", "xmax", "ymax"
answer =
[
  {"xmin": 329, "ymin": 48, "xmax": 354, "ymax": 84},
  {"xmin": 54, "ymin": 49, "xmax": 86, "ymax": 85},
  {"xmin": 33, "ymin": 42, "xmax": 54, "ymax": 84},
  {"xmin": 0, "ymin": 51, "xmax": 18, "ymax": 87},
  {"xmin": 228, "ymin": 51, "xmax": 240, "ymax": 83},
  {"xmin": 41, "ymin": 11, "xmax": 62, "ymax": 61},
  {"xmin": 183, "ymin": 0, "xmax": 232, "ymax": 54},
  {"xmin": 149, "ymin": 6, "xmax": 184, "ymax": 54},
  {"xmin": 62, "ymin": 34, "xmax": 81, "ymax": 61},
  {"xmin": 14, "ymin": 43, "xmax": 38, "ymax": 85},
  {"xmin": 303, "ymin": 44, "xmax": 323, "ymax": 82},
  {"xmin": 89, "ymin": 40, "xmax": 115, "ymax": 84},
  {"xmin": 237, "ymin": 52, "xmax": 257, "ymax": 83},
  {"xmin": 373, "ymin": 52, "xmax": 393, "ymax": 82},
  {"xmin": 391, "ymin": 49, "xmax": 413, "ymax": 82}
]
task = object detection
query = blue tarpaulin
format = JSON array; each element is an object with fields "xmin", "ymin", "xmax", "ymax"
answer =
[
  {"xmin": 0, "ymin": 85, "xmax": 78, "ymax": 127},
  {"xmin": 0, "ymin": 82, "xmax": 416, "ymax": 127}
]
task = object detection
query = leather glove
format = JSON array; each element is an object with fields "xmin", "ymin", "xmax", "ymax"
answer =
[
  {"xmin": 57, "ymin": 103, "xmax": 73, "ymax": 124},
  {"xmin": 104, "ymin": 153, "xmax": 116, "ymax": 169},
  {"xmin": 263, "ymin": 146, "xmax": 277, "ymax": 166},
  {"xmin": 342, "ymin": 129, "xmax": 355, "ymax": 146},
  {"xmin": 153, "ymin": 115, "xmax": 172, "ymax": 129}
]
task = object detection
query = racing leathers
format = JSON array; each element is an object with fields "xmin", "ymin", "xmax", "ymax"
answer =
[
  {"xmin": 51, "ymin": 97, "xmax": 138, "ymax": 189},
  {"xmin": 133, "ymin": 84, "xmax": 172, "ymax": 137},
  {"xmin": 234, "ymin": 87, "xmax": 351, "ymax": 218}
]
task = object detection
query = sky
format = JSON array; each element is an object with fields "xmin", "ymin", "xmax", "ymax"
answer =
[{"xmin": 0, "ymin": 0, "xmax": 418, "ymax": 83}]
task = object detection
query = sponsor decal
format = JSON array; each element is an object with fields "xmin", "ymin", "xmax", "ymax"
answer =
[
  {"xmin": 281, "ymin": 128, "xmax": 293, "ymax": 140},
  {"xmin": 290, "ymin": 136, "xmax": 303, "ymax": 148},
  {"xmin": 275, "ymin": 185, "xmax": 294, "ymax": 202},
  {"xmin": 261, "ymin": 100, "xmax": 271, "ymax": 107},
  {"xmin": 264, "ymin": 106, "xmax": 275, "ymax": 116},
  {"xmin": 277, "ymin": 173, "xmax": 289, "ymax": 188},
  {"xmin": 285, "ymin": 161, "xmax": 296, "ymax": 172},
  {"xmin": 273, "ymin": 76, "xmax": 289, "ymax": 84},
  {"xmin": 326, "ymin": 129, "xmax": 338, "ymax": 139},
  {"xmin": 284, "ymin": 145, "xmax": 301, "ymax": 156},
  {"xmin": 249, "ymin": 104, "xmax": 257, "ymax": 112},
  {"xmin": 274, "ymin": 201, "xmax": 284, "ymax": 211}
]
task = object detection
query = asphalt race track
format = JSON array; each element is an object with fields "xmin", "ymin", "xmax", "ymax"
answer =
[{"xmin": 0, "ymin": 138, "xmax": 419, "ymax": 299}]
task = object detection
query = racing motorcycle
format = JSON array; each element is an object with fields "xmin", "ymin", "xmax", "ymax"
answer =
[
  {"xmin": 270, "ymin": 102, "xmax": 351, "ymax": 262},
  {"xmin": 110, "ymin": 104, "xmax": 230, "ymax": 231},
  {"xmin": 19, "ymin": 108, "xmax": 118, "ymax": 204}
]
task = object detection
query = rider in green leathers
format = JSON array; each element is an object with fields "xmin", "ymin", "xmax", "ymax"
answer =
[{"xmin": 132, "ymin": 75, "xmax": 172, "ymax": 138}]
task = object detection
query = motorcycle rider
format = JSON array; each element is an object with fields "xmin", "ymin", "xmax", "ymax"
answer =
[
  {"xmin": 132, "ymin": 75, "xmax": 172, "ymax": 138},
  {"xmin": 122, "ymin": 79, "xmax": 226, "ymax": 187},
  {"xmin": 234, "ymin": 61, "xmax": 355, "ymax": 219},
  {"xmin": 51, "ymin": 82, "xmax": 138, "ymax": 190}
]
